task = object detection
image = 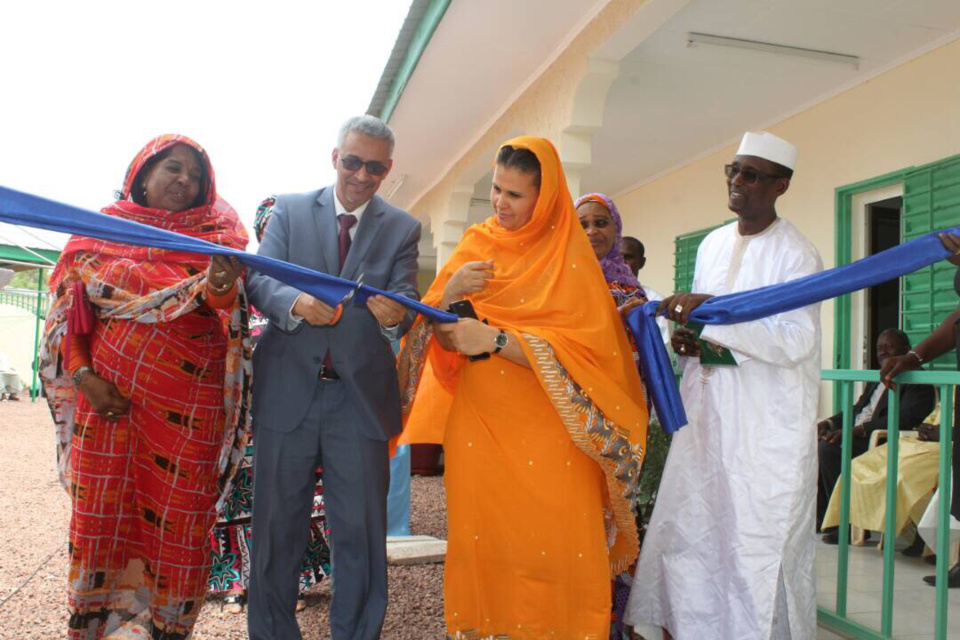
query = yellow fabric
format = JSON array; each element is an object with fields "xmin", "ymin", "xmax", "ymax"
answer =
[
  {"xmin": 397, "ymin": 136, "xmax": 648, "ymax": 638},
  {"xmin": 823, "ymin": 436, "xmax": 941, "ymax": 534}
]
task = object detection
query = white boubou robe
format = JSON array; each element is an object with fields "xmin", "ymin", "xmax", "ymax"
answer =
[{"xmin": 626, "ymin": 218, "xmax": 822, "ymax": 640}]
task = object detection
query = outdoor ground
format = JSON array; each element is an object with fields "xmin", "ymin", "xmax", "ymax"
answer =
[
  {"xmin": 0, "ymin": 400, "xmax": 446, "ymax": 639},
  {"xmin": 4, "ymin": 399, "xmax": 950, "ymax": 639}
]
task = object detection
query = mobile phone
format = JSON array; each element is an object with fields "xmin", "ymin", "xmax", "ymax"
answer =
[{"xmin": 447, "ymin": 299, "xmax": 491, "ymax": 361}]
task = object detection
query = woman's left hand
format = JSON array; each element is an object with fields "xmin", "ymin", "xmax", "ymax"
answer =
[
  {"xmin": 434, "ymin": 318, "xmax": 497, "ymax": 357},
  {"xmin": 617, "ymin": 297, "xmax": 645, "ymax": 318},
  {"xmin": 208, "ymin": 255, "xmax": 242, "ymax": 289}
]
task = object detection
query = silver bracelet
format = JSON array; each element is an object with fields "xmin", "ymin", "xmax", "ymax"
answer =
[
  {"xmin": 72, "ymin": 365, "xmax": 93, "ymax": 386},
  {"xmin": 907, "ymin": 350, "xmax": 924, "ymax": 364}
]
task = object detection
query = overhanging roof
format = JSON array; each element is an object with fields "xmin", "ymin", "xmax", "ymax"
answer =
[
  {"xmin": 0, "ymin": 244, "xmax": 60, "ymax": 271},
  {"xmin": 367, "ymin": 0, "xmax": 452, "ymax": 123}
]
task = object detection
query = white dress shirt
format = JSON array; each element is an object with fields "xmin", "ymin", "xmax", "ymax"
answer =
[{"xmin": 332, "ymin": 189, "xmax": 370, "ymax": 241}]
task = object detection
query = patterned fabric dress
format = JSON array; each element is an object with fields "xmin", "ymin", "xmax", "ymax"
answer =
[
  {"xmin": 208, "ymin": 309, "xmax": 331, "ymax": 594},
  {"xmin": 40, "ymin": 135, "xmax": 252, "ymax": 640},
  {"xmin": 607, "ymin": 281, "xmax": 672, "ymax": 640},
  {"xmin": 575, "ymin": 192, "xmax": 664, "ymax": 640},
  {"xmin": 607, "ymin": 281, "xmax": 648, "ymax": 640}
]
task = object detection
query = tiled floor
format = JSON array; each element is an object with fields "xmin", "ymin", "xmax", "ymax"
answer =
[{"xmin": 816, "ymin": 535, "xmax": 960, "ymax": 639}]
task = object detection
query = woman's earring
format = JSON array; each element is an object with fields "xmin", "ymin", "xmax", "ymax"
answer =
[{"xmin": 142, "ymin": 185, "xmax": 147, "ymax": 199}]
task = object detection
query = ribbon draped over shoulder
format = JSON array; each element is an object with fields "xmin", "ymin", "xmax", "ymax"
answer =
[{"xmin": 630, "ymin": 224, "xmax": 960, "ymax": 435}]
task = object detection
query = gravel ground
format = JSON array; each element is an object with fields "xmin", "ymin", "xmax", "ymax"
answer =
[{"xmin": 0, "ymin": 400, "xmax": 447, "ymax": 639}]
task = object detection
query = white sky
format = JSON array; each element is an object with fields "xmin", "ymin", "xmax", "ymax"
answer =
[{"xmin": 0, "ymin": 0, "xmax": 412, "ymax": 252}]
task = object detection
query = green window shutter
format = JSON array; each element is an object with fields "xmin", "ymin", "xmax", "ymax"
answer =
[
  {"xmin": 673, "ymin": 220, "xmax": 732, "ymax": 293},
  {"xmin": 901, "ymin": 155, "xmax": 960, "ymax": 370}
]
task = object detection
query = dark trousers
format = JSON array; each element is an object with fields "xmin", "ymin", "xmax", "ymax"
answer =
[
  {"xmin": 817, "ymin": 434, "xmax": 870, "ymax": 530},
  {"xmin": 248, "ymin": 379, "xmax": 390, "ymax": 640}
]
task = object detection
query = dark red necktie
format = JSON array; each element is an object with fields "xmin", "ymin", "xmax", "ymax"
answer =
[
  {"xmin": 324, "ymin": 213, "xmax": 358, "ymax": 375},
  {"xmin": 338, "ymin": 213, "xmax": 358, "ymax": 272}
]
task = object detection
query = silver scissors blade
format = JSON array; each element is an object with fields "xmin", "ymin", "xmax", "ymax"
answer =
[{"xmin": 339, "ymin": 273, "xmax": 364, "ymax": 306}]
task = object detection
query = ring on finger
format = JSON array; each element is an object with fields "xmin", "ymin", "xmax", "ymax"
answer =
[
  {"xmin": 106, "ymin": 411, "xmax": 115, "ymax": 419},
  {"xmin": 674, "ymin": 304, "xmax": 683, "ymax": 314}
]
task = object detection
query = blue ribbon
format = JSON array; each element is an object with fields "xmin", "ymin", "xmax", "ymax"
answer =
[
  {"xmin": 0, "ymin": 185, "xmax": 457, "ymax": 323},
  {"xmin": 628, "ymin": 225, "xmax": 960, "ymax": 435},
  {"xmin": 5, "ymin": 185, "xmax": 957, "ymax": 438}
]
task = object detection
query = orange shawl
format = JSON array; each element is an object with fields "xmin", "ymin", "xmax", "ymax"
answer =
[{"xmin": 398, "ymin": 135, "xmax": 648, "ymax": 573}]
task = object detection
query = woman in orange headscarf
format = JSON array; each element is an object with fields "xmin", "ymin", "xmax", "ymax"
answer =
[
  {"xmin": 40, "ymin": 134, "xmax": 251, "ymax": 639},
  {"xmin": 397, "ymin": 136, "xmax": 648, "ymax": 638}
]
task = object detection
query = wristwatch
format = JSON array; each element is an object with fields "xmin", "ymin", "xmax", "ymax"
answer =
[{"xmin": 493, "ymin": 329, "xmax": 508, "ymax": 354}]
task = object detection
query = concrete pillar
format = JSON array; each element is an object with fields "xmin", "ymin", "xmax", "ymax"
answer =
[{"xmin": 432, "ymin": 184, "xmax": 473, "ymax": 272}]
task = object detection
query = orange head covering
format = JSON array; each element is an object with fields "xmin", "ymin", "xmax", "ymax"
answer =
[{"xmin": 399, "ymin": 135, "xmax": 648, "ymax": 572}]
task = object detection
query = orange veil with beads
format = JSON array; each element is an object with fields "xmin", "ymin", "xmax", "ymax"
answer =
[{"xmin": 398, "ymin": 135, "xmax": 648, "ymax": 576}]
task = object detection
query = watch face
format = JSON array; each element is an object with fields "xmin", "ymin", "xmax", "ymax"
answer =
[{"xmin": 495, "ymin": 331, "xmax": 508, "ymax": 348}]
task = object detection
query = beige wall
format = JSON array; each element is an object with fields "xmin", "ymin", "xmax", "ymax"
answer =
[{"xmin": 615, "ymin": 38, "xmax": 960, "ymax": 410}]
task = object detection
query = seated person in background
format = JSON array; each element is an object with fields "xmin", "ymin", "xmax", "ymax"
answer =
[
  {"xmin": 0, "ymin": 355, "xmax": 23, "ymax": 401},
  {"xmin": 817, "ymin": 328, "xmax": 935, "ymax": 542},
  {"xmin": 821, "ymin": 402, "xmax": 943, "ymax": 553}
]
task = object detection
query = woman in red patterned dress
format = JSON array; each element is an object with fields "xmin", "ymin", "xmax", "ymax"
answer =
[{"xmin": 40, "ymin": 134, "xmax": 252, "ymax": 639}]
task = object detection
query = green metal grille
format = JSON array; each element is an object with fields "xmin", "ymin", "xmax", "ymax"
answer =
[
  {"xmin": 673, "ymin": 220, "xmax": 731, "ymax": 293},
  {"xmin": 0, "ymin": 289, "xmax": 49, "ymax": 315},
  {"xmin": 819, "ymin": 369, "xmax": 956, "ymax": 639},
  {"xmin": 901, "ymin": 155, "xmax": 960, "ymax": 370}
]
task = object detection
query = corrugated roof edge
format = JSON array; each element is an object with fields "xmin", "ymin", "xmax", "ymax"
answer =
[{"xmin": 365, "ymin": 0, "xmax": 453, "ymax": 123}]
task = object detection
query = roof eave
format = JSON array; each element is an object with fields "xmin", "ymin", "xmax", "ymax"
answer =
[{"xmin": 366, "ymin": 0, "xmax": 452, "ymax": 122}]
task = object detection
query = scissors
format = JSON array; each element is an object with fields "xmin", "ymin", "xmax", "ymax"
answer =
[{"xmin": 330, "ymin": 273, "xmax": 364, "ymax": 325}]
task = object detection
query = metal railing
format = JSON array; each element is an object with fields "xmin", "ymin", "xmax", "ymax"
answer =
[
  {"xmin": 819, "ymin": 369, "xmax": 957, "ymax": 639},
  {"xmin": 0, "ymin": 287, "xmax": 48, "ymax": 315}
]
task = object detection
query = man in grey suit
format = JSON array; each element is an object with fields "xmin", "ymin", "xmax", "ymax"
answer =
[{"xmin": 246, "ymin": 115, "xmax": 420, "ymax": 639}]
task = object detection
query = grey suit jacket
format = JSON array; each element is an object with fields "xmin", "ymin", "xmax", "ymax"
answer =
[{"xmin": 245, "ymin": 187, "xmax": 421, "ymax": 440}]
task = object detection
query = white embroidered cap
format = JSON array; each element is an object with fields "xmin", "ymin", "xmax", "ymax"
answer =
[{"xmin": 736, "ymin": 131, "xmax": 798, "ymax": 170}]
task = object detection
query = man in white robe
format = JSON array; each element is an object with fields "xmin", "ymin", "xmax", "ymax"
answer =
[{"xmin": 626, "ymin": 131, "xmax": 822, "ymax": 640}]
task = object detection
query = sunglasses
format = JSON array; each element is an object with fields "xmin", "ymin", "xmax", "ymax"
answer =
[
  {"xmin": 340, "ymin": 155, "xmax": 389, "ymax": 177},
  {"xmin": 724, "ymin": 164, "xmax": 786, "ymax": 185}
]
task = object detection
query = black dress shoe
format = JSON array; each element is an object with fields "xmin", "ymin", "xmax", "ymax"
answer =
[
  {"xmin": 821, "ymin": 528, "xmax": 870, "ymax": 545},
  {"xmin": 923, "ymin": 562, "xmax": 960, "ymax": 587},
  {"xmin": 902, "ymin": 535, "xmax": 927, "ymax": 557}
]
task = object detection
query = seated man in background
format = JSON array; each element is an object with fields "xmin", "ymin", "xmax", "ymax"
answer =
[
  {"xmin": 817, "ymin": 328, "xmax": 936, "ymax": 542},
  {"xmin": 821, "ymin": 402, "xmax": 943, "ymax": 554},
  {"xmin": 0, "ymin": 355, "xmax": 24, "ymax": 401}
]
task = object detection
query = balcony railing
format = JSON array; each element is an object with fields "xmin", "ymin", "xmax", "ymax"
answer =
[
  {"xmin": 819, "ymin": 369, "xmax": 957, "ymax": 639},
  {"xmin": 0, "ymin": 287, "xmax": 49, "ymax": 315}
]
